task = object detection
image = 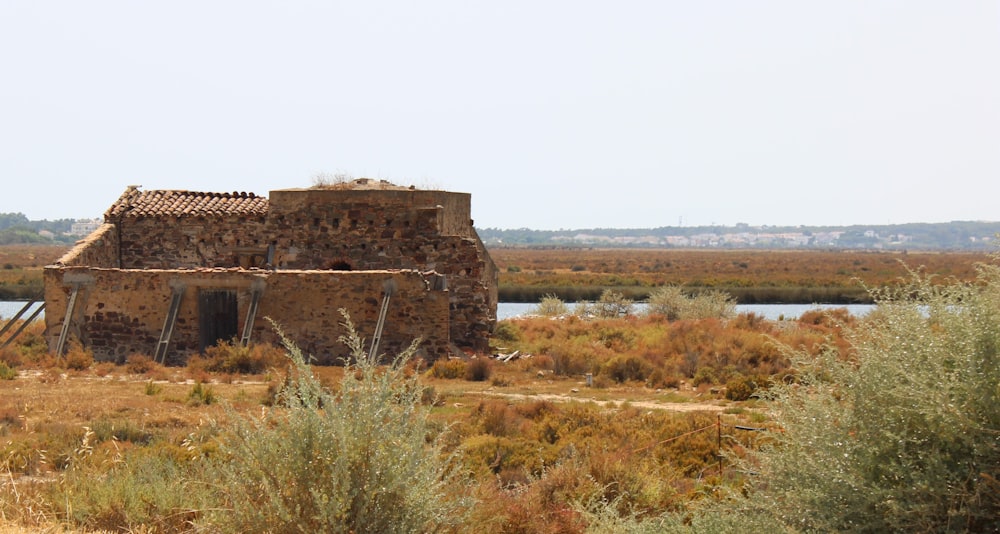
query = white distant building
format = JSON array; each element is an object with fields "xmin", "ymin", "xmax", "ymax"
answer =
[{"xmin": 69, "ymin": 218, "xmax": 102, "ymax": 236}]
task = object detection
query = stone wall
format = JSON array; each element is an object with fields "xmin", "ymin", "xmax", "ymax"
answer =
[
  {"xmin": 117, "ymin": 216, "xmax": 270, "ymax": 269},
  {"xmin": 105, "ymin": 187, "xmax": 496, "ymax": 352},
  {"xmin": 44, "ymin": 266, "xmax": 451, "ymax": 364},
  {"xmin": 56, "ymin": 224, "xmax": 119, "ymax": 268}
]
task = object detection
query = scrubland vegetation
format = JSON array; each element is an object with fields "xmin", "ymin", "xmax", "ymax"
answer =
[
  {"xmin": 0, "ymin": 245, "xmax": 990, "ymax": 304},
  {"xmin": 0, "ymin": 244, "xmax": 65, "ymax": 299},
  {"xmin": 492, "ymin": 248, "xmax": 989, "ymax": 303},
  {"xmin": 2, "ymin": 256, "xmax": 999, "ymax": 532}
]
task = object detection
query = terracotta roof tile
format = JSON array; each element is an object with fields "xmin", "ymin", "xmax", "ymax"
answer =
[{"xmin": 104, "ymin": 188, "xmax": 269, "ymax": 220}]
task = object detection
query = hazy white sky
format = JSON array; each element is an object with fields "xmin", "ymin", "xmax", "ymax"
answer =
[{"xmin": 1, "ymin": 1, "xmax": 997, "ymax": 230}]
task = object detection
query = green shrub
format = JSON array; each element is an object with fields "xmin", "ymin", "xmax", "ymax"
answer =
[
  {"xmin": 125, "ymin": 353, "xmax": 156, "ymax": 374},
  {"xmin": 724, "ymin": 375, "xmax": 758, "ymax": 401},
  {"xmin": 63, "ymin": 341, "xmax": 94, "ymax": 371},
  {"xmin": 492, "ymin": 321, "xmax": 521, "ymax": 344},
  {"xmin": 601, "ymin": 355, "xmax": 653, "ymax": 383},
  {"xmin": 550, "ymin": 348, "xmax": 594, "ymax": 377},
  {"xmin": 186, "ymin": 381, "xmax": 215, "ymax": 406},
  {"xmin": 464, "ymin": 357, "xmax": 492, "ymax": 382},
  {"xmin": 534, "ymin": 293, "xmax": 569, "ymax": 317},
  {"xmin": 428, "ymin": 358, "xmax": 466, "ymax": 379},
  {"xmin": 0, "ymin": 345, "xmax": 23, "ymax": 368},
  {"xmin": 90, "ymin": 417, "xmax": 155, "ymax": 445},
  {"xmin": 194, "ymin": 340, "xmax": 286, "ymax": 375},
  {"xmin": 674, "ymin": 263, "xmax": 1000, "ymax": 532},
  {"xmin": 691, "ymin": 367, "xmax": 716, "ymax": 386},
  {"xmin": 593, "ymin": 289, "xmax": 634, "ymax": 318},
  {"xmin": 0, "ymin": 361, "xmax": 16, "ymax": 380},
  {"xmin": 52, "ymin": 451, "xmax": 214, "ymax": 533},
  {"xmin": 204, "ymin": 312, "xmax": 471, "ymax": 533},
  {"xmin": 646, "ymin": 286, "xmax": 736, "ymax": 321},
  {"xmin": 144, "ymin": 380, "xmax": 162, "ymax": 396}
]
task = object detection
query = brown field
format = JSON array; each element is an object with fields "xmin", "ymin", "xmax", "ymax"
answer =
[
  {"xmin": 0, "ymin": 244, "xmax": 990, "ymax": 303},
  {"xmin": 0, "ymin": 312, "xmax": 793, "ymax": 532},
  {"xmin": 0, "ymin": 244, "xmax": 994, "ymax": 531},
  {"xmin": 491, "ymin": 247, "xmax": 991, "ymax": 302},
  {"xmin": 0, "ymin": 244, "xmax": 68, "ymax": 269},
  {"xmin": 0, "ymin": 245, "xmax": 67, "ymax": 300}
]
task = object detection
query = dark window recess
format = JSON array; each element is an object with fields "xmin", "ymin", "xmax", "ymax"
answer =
[
  {"xmin": 199, "ymin": 289, "xmax": 239, "ymax": 351},
  {"xmin": 327, "ymin": 260, "xmax": 352, "ymax": 270}
]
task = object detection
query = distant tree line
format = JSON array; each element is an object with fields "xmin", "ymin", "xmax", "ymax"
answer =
[
  {"xmin": 478, "ymin": 221, "xmax": 1000, "ymax": 251},
  {"xmin": 0, "ymin": 212, "xmax": 78, "ymax": 245}
]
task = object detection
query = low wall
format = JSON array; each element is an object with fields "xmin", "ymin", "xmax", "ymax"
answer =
[
  {"xmin": 55, "ymin": 224, "xmax": 119, "ymax": 268},
  {"xmin": 43, "ymin": 267, "xmax": 451, "ymax": 365}
]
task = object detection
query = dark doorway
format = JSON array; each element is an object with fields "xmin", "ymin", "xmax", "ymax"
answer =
[{"xmin": 199, "ymin": 289, "xmax": 238, "ymax": 351}]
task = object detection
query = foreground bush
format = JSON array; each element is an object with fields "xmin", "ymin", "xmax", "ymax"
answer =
[
  {"xmin": 592, "ymin": 263, "xmax": 1000, "ymax": 532},
  {"xmin": 751, "ymin": 266, "xmax": 1000, "ymax": 531},
  {"xmin": 205, "ymin": 313, "xmax": 471, "ymax": 533},
  {"xmin": 188, "ymin": 339, "xmax": 286, "ymax": 375}
]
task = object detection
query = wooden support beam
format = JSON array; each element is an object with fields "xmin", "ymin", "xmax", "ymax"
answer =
[
  {"xmin": 55, "ymin": 284, "xmax": 81, "ymax": 356},
  {"xmin": 240, "ymin": 284, "xmax": 264, "ymax": 347},
  {"xmin": 155, "ymin": 286, "xmax": 185, "ymax": 364},
  {"xmin": 1, "ymin": 303, "xmax": 45, "ymax": 349}
]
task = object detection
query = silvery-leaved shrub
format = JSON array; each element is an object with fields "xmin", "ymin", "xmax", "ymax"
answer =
[
  {"xmin": 585, "ymin": 262, "xmax": 1000, "ymax": 532},
  {"xmin": 594, "ymin": 289, "xmax": 634, "ymax": 318},
  {"xmin": 645, "ymin": 286, "xmax": 736, "ymax": 321},
  {"xmin": 534, "ymin": 293, "xmax": 569, "ymax": 317},
  {"xmin": 750, "ymin": 263, "xmax": 1000, "ymax": 532},
  {"xmin": 205, "ymin": 312, "xmax": 471, "ymax": 533}
]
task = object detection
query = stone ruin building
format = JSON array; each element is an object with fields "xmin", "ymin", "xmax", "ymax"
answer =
[{"xmin": 43, "ymin": 180, "xmax": 498, "ymax": 364}]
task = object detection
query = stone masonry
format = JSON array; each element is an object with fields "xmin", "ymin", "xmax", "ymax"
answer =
[{"xmin": 44, "ymin": 180, "xmax": 497, "ymax": 363}]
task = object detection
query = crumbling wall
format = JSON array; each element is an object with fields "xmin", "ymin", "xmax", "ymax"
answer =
[
  {"xmin": 55, "ymin": 224, "xmax": 119, "ymax": 268},
  {"xmin": 43, "ymin": 267, "xmax": 450, "ymax": 364},
  {"xmin": 56, "ymin": 185, "xmax": 496, "ymax": 356},
  {"xmin": 117, "ymin": 216, "xmax": 270, "ymax": 269},
  {"xmin": 265, "ymin": 188, "xmax": 496, "ymax": 351}
]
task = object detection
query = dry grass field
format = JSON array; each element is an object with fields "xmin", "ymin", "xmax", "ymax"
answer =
[
  {"xmin": 1, "ymin": 244, "xmax": 996, "ymax": 531},
  {"xmin": 491, "ymin": 247, "xmax": 991, "ymax": 302},
  {"xmin": 0, "ymin": 245, "xmax": 67, "ymax": 300},
  {"xmin": 0, "ymin": 244, "xmax": 990, "ymax": 303},
  {"xmin": 0, "ymin": 313, "xmax": 783, "ymax": 532}
]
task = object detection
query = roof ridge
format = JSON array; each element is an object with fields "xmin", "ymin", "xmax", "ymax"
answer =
[{"xmin": 104, "ymin": 187, "xmax": 268, "ymax": 220}]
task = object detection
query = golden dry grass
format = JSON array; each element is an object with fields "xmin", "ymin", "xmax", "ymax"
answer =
[{"xmin": 492, "ymin": 247, "xmax": 988, "ymax": 288}]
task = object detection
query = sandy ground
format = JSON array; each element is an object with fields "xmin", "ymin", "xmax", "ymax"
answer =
[{"xmin": 472, "ymin": 390, "xmax": 726, "ymax": 412}]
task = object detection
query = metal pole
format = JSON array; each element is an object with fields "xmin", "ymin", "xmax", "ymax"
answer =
[{"xmin": 717, "ymin": 413, "xmax": 723, "ymax": 475}]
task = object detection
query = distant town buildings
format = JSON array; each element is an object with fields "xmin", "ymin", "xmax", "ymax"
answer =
[
  {"xmin": 479, "ymin": 225, "xmax": 997, "ymax": 250},
  {"xmin": 553, "ymin": 230, "xmax": 844, "ymax": 248},
  {"xmin": 69, "ymin": 218, "xmax": 102, "ymax": 236}
]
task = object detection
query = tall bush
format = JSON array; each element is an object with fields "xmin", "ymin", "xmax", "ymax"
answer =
[
  {"xmin": 587, "ymin": 263, "xmax": 1000, "ymax": 532},
  {"xmin": 593, "ymin": 289, "xmax": 634, "ymax": 318},
  {"xmin": 205, "ymin": 313, "xmax": 471, "ymax": 533},
  {"xmin": 534, "ymin": 293, "xmax": 569, "ymax": 317},
  {"xmin": 749, "ymin": 265, "xmax": 1000, "ymax": 531},
  {"xmin": 646, "ymin": 286, "xmax": 736, "ymax": 320}
]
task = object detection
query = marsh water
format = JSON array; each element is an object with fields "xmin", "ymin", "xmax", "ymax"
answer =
[
  {"xmin": 495, "ymin": 302, "xmax": 874, "ymax": 321},
  {"xmin": 1, "ymin": 301, "xmax": 874, "ymax": 323}
]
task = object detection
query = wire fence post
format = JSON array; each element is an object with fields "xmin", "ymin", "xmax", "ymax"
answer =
[{"xmin": 717, "ymin": 413, "xmax": 723, "ymax": 476}]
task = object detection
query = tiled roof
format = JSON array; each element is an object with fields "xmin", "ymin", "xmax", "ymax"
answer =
[{"xmin": 104, "ymin": 187, "xmax": 269, "ymax": 219}]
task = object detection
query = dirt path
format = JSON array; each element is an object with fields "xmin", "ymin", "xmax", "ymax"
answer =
[{"xmin": 471, "ymin": 390, "xmax": 726, "ymax": 412}]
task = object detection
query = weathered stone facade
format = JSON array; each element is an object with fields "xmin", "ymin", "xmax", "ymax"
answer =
[{"xmin": 44, "ymin": 181, "xmax": 497, "ymax": 363}]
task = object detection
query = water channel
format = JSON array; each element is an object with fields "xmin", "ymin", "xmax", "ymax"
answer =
[
  {"xmin": 0, "ymin": 301, "xmax": 874, "ymax": 321},
  {"xmin": 2, "ymin": 301, "xmax": 873, "ymax": 323},
  {"xmin": 495, "ymin": 302, "xmax": 874, "ymax": 321}
]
